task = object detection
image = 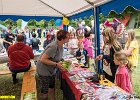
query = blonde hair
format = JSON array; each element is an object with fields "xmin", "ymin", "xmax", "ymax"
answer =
[
  {"xmin": 114, "ymin": 51, "xmax": 133, "ymax": 71},
  {"xmin": 78, "ymin": 41, "xmax": 83, "ymax": 47},
  {"xmin": 102, "ymin": 28, "xmax": 122, "ymax": 51},
  {"xmin": 125, "ymin": 29, "xmax": 136, "ymax": 49}
]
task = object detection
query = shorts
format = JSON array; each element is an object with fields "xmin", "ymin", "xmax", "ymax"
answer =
[{"xmin": 38, "ymin": 75, "xmax": 55, "ymax": 94}]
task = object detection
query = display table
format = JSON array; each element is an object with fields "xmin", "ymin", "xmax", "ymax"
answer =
[
  {"xmin": 0, "ymin": 51, "xmax": 42, "ymax": 64},
  {"xmin": 60, "ymin": 66, "xmax": 129, "ymax": 100}
]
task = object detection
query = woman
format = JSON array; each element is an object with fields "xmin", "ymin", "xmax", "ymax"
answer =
[
  {"xmin": 36, "ymin": 30, "xmax": 70, "ymax": 100},
  {"xmin": 96, "ymin": 28, "xmax": 122, "ymax": 82}
]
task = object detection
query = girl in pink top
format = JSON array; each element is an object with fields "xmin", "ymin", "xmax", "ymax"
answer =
[
  {"xmin": 83, "ymin": 32, "xmax": 94, "ymax": 58},
  {"xmin": 114, "ymin": 51, "xmax": 132, "ymax": 93}
]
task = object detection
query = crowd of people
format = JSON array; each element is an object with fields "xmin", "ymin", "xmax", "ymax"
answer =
[{"xmin": 0, "ymin": 23, "xmax": 139, "ymax": 99}]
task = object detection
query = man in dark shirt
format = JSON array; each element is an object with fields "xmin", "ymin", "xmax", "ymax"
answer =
[
  {"xmin": 37, "ymin": 27, "xmax": 42, "ymax": 38},
  {"xmin": 3, "ymin": 26, "xmax": 15, "ymax": 50}
]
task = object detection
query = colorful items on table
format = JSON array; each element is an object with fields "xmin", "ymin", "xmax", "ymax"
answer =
[{"xmin": 62, "ymin": 60, "xmax": 72, "ymax": 70}]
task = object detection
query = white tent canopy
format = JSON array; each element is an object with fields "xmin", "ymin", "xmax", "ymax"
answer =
[{"xmin": 0, "ymin": 0, "xmax": 110, "ymax": 17}]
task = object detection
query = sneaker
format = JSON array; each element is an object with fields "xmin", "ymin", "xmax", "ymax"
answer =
[{"xmin": 13, "ymin": 79, "xmax": 19, "ymax": 84}]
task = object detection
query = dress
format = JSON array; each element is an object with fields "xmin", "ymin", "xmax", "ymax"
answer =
[{"xmin": 115, "ymin": 66, "xmax": 131, "ymax": 93}]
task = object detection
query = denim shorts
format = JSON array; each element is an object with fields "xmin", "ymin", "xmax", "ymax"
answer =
[{"xmin": 38, "ymin": 75, "xmax": 55, "ymax": 94}]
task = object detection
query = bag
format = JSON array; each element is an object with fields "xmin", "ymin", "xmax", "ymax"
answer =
[
  {"xmin": 90, "ymin": 74, "xmax": 99, "ymax": 83},
  {"xmin": 32, "ymin": 38, "xmax": 39, "ymax": 47}
]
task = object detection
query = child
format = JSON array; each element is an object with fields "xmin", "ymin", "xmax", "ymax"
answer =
[
  {"xmin": 43, "ymin": 34, "xmax": 52, "ymax": 49},
  {"xmin": 76, "ymin": 42, "xmax": 88, "ymax": 67},
  {"xmin": 67, "ymin": 33, "xmax": 78, "ymax": 56},
  {"xmin": 114, "ymin": 51, "xmax": 132, "ymax": 93}
]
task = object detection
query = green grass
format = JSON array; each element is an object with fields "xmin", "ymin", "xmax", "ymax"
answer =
[{"xmin": 133, "ymin": 54, "xmax": 140, "ymax": 96}]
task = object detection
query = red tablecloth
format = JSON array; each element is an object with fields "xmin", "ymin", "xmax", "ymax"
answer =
[{"xmin": 61, "ymin": 70, "xmax": 82, "ymax": 100}]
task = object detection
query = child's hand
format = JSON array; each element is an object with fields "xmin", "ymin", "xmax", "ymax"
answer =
[{"xmin": 95, "ymin": 55, "xmax": 103, "ymax": 61}]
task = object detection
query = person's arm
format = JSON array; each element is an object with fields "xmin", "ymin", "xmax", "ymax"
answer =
[
  {"xmin": 125, "ymin": 47, "xmax": 134, "ymax": 56},
  {"xmin": 40, "ymin": 53, "xmax": 62, "ymax": 69},
  {"xmin": 3, "ymin": 34, "xmax": 13, "ymax": 45}
]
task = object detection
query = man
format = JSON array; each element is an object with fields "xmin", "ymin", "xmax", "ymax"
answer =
[
  {"xmin": 8, "ymin": 34, "xmax": 34, "ymax": 84},
  {"xmin": 3, "ymin": 26, "xmax": 15, "ymax": 50},
  {"xmin": 37, "ymin": 27, "xmax": 42, "ymax": 38}
]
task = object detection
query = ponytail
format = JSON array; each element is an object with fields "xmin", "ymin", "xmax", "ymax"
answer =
[{"xmin": 127, "ymin": 60, "xmax": 133, "ymax": 72}]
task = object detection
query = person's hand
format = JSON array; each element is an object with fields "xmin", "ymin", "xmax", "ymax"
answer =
[
  {"xmin": 95, "ymin": 54, "xmax": 103, "ymax": 61},
  {"xmin": 8, "ymin": 42, "xmax": 13, "ymax": 45},
  {"xmin": 56, "ymin": 62, "xmax": 65, "ymax": 70},
  {"xmin": 56, "ymin": 62, "xmax": 62, "ymax": 68},
  {"xmin": 103, "ymin": 59, "xmax": 109, "ymax": 66}
]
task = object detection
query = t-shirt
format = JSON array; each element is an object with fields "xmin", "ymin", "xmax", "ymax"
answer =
[
  {"xmin": 115, "ymin": 66, "xmax": 131, "ymax": 93},
  {"xmin": 3, "ymin": 32, "xmax": 15, "ymax": 49},
  {"xmin": 36, "ymin": 41, "xmax": 63, "ymax": 76},
  {"xmin": 76, "ymin": 49, "xmax": 88, "ymax": 66},
  {"xmin": 126, "ymin": 40, "xmax": 139, "ymax": 67}
]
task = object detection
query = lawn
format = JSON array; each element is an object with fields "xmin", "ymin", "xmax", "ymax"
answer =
[{"xmin": 133, "ymin": 29, "xmax": 140, "ymax": 96}]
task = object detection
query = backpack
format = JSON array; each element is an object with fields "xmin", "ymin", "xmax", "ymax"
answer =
[{"xmin": 31, "ymin": 38, "xmax": 39, "ymax": 47}]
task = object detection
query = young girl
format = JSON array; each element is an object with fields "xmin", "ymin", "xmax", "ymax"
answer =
[
  {"xmin": 67, "ymin": 33, "xmax": 78, "ymax": 56},
  {"xmin": 124, "ymin": 29, "xmax": 139, "ymax": 93},
  {"xmin": 114, "ymin": 51, "xmax": 132, "ymax": 93},
  {"xmin": 76, "ymin": 42, "xmax": 88, "ymax": 67}
]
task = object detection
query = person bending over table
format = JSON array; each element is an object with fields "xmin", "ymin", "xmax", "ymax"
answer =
[
  {"xmin": 7, "ymin": 34, "xmax": 34, "ymax": 84},
  {"xmin": 36, "ymin": 30, "xmax": 70, "ymax": 100}
]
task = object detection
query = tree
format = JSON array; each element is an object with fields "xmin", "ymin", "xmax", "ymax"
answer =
[
  {"xmin": 69, "ymin": 19, "xmax": 78, "ymax": 28},
  {"xmin": 84, "ymin": 17, "xmax": 92, "ymax": 27},
  {"xmin": 4, "ymin": 19, "xmax": 15, "ymax": 26},
  {"xmin": 27, "ymin": 19, "xmax": 37, "ymax": 27},
  {"xmin": 16, "ymin": 19, "xmax": 22, "ymax": 28}
]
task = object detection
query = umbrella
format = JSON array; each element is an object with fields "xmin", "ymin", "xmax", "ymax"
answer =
[{"xmin": 0, "ymin": 24, "xmax": 7, "ymax": 30}]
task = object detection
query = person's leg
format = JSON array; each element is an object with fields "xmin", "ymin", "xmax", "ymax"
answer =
[
  {"xmin": 48, "ymin": 75, "xmax": 55, "ymax": 100},
  {"xmin": 12, "ymin": 73, "xmax": 18, "ymax": 84},
  {"xmin": 38, "ymin": 75, "xmax": 50, "ymax": 100}
]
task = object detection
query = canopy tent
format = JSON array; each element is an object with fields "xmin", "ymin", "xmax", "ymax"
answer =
[
  {"xmin": 0, "ymin": 0, "xmax": 110, "ymax": 21},
  {"xmin": 1, "ymin": 0, "xmax": 140, "ymax": 74}
]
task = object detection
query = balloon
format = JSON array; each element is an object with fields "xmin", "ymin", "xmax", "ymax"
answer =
[
  {"xmin": 55, "ymin": 19, "xmax": 62, "ymax": 26},
  {"xmin": 58, "ymin": 23, "xmax": 64, "ymax": 29},
  {"xmin": 62, "ymin": 17, "xmax": 69, "ymax": 25}
]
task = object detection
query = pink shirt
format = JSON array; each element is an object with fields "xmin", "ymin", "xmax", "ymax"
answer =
[
  {"xmin": 83, "ymin": 38, "xmax": 94, "ymax": 58},
  {"xmin": 115, "ymin": 66, "xmax": 131, "ymax": 93}
]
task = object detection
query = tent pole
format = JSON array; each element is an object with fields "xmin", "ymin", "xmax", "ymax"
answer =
[{"xmin": 94, "ymin": 6, "xmax": 102, "ymax": 74}]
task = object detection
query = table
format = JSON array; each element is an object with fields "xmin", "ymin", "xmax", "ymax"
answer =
[
  {"xmin": 60, "ymin": 68, "xmax": 129, "ymax": 100},
  {"xmin": 0, "ymin": 52, "xmax": 41, "ymax": 64}
]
